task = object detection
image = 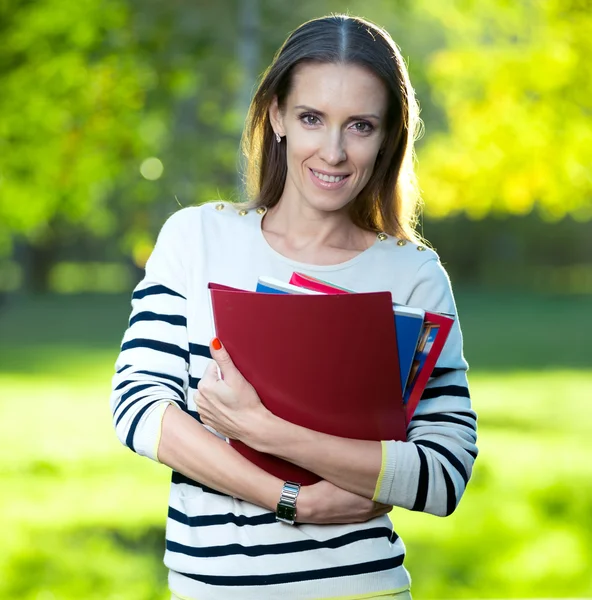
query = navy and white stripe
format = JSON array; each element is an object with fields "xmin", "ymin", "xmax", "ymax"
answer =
[
  {"xmin": 110, "ymin": 204, "xmax": 477, "ymax": 600},
  {"xmin": 110, "ymin": 280, "xmax": 188, "ymax": 457}
]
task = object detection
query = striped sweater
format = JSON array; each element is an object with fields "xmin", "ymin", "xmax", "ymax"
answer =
[{"xmin": 110, "ymin": 202, "xmax": 478, "ymax": 600}]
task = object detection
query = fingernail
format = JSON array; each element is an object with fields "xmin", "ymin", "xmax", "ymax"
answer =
[{"xmin": 212, "ymin": 337, "xmax": 222, "ymax": 351}]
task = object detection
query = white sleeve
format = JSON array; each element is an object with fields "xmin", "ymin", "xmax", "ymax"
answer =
[{"xmin": 110, "ymin": 209, "xmax": 192, "ymax": 461}]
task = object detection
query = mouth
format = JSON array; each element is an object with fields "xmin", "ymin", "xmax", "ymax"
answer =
[{"xmin": 309, "ymin": 168, "xmax": 351, "ymax": 189}]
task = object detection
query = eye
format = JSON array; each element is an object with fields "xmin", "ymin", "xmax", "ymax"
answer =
[
  {"xmin": 351, "ymin": 121, "xmax": 373, "ymax": 134},
  {"xmin": 299, "ymin": 113, "xmax": 321, "ymax": 126}
]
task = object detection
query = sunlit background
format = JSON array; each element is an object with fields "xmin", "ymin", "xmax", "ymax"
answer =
[{"xmin": 0, "ymin": 0, "xmax": 590, "ymax": 598}]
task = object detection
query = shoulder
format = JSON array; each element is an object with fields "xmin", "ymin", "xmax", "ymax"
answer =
[
  {"xmin": 380, "ymin": 235, "xmax": 439, "ymax": 269},
  {"xmin": 372, "ymin": 235, "xmax": 455, "ymax": 313},
  {"xmin": 373, "ymin": 234, "xmax": 442, "ymax": 280},
  {"xmin": 158, "ymin": 200, "xmax": 262, "ymax": 238},
  {"xmin": 404, "ymin": 249, "xmax": 456, "ymax": 315},
  {"xmin": 186, "ymin": 200, "xmax": 265, "ymax": 230},
  {"xmin": 157, "ymin": 205, "xmax": 202, "ymax": 238}
]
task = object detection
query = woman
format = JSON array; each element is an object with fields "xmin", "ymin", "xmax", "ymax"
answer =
[{"xmin": 111, "ymin": 14, "xmax": 478, "ymax": 600}]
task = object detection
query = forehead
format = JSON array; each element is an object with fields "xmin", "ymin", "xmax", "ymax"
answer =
[{"xmin": 287, "ymin": 62, "xmax": 388, "ymax": 117}]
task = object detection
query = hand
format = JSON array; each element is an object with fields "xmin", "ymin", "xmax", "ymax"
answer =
[
  {"xmin": 296, "ymin": 480, "xmax": 392, "ymax": 525},
  {"xmin": 195, "ymin": 338, "xmax": 270, "ymax": 442}
]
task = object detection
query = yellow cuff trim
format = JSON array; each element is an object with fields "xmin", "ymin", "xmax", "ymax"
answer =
[
  {"xmin": 170, "ymin": 588, "xmax": 410, "ymax": 600},
  {"xmin": 154, "ymin": 402, "xmax": 175, "ymax": 462},
  {"xmin": 317, "ymin": 586, "xmax": 411, "ymax": 599},
  {"xmin": 372, "ymin": 440, "xmax": 388, "ymax": 502},
  {"xmin": 170, "ymin": 592, "xmax": 194, "ymax": 600}
]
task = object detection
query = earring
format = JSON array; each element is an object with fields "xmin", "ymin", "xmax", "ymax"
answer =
[{"xmin": 275, "ymin": 133, "xmax": 281, "ymax": 143}]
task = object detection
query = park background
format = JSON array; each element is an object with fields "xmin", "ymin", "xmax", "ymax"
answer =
[{"xmin": 0, "ymin": 0, "xmax": 590, "ymax": 598}]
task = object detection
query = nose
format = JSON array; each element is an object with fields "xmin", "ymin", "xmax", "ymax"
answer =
[{"xmin": 318, "ymin": 130, "xmax": 346, "ymax": 165}]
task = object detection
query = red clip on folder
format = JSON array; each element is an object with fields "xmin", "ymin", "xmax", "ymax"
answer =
[{"xmin": 208, "ymin": 282, "xmax": 407, "ymax": 485}]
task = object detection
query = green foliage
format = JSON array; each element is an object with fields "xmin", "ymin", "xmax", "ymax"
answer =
[
  {"xmin": 414, "ymin": 0, "xmax": 592, "ymax": 220},
  {"xmin": 0, "ymin": 0, "xmax": 150, "ymax": 254},
  {"xmin": 3, "ymin": 524, "xmax": 168, "ymax": 600},
  {"xmin": 424, "ymin": 212, "xmax": 592, "ymax": 295},
  {"xmin": 48, "ymin": 261, "xmax": 132, "ymax": 293},
  {"xmin": 0, "ymin": 291, "xmax": 591, "ymax": 598}
]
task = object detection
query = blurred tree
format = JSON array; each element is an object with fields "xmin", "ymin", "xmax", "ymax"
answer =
[
  {"xmin": 0, "ymin": 0, "xmax": 248, "ymax": 289},
  {"xmin": 0, "ymin": 0, "xmax": 152, "ymax": 289},
  {"xmin": 414, "ymin": 0, "xmax": 592, "ymax": 221}
]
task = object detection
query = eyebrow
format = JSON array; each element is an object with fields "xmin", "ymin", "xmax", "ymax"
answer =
[{"xmin": 294, "ymin": 105, "xmax": 382, "ymax": 121}]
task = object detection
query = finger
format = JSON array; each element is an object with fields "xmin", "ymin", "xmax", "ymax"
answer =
[
  {"xmin": 194, "ymin": 390, "xmax": 206, "ymax": 414},
  {"xmin": 210, "ymin": 337, "xmax": 240, "ymax": 384},
  {"xmin": 200, "ymin": 360, "xmax": 220, "ymax": 390},
  {"xmin": 194, "ymin": 391, "xmax": 213, "ymax": 426}
]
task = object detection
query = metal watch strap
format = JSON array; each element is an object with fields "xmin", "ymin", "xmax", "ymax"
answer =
[{"xmin": 275, "ymin": 481, "xmax": 301, "ymax": 525}]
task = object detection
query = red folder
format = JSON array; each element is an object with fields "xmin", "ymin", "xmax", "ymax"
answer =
[
  {"xmin": 288, "ymin": 272, "xmax": 454, "ymax": 425},
  {"xmin": 208, "ymin": 283, "xmax": 407, "ymax": 485}
]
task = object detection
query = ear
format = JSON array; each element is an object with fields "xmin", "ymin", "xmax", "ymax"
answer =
[{"xmin": 268, "ymin": 96, "xmax": 285, "ymax": 136}]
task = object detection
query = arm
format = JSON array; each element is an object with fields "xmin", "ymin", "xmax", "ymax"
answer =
[
  {"xmin": 199, "ymin": 258, "xmax": 478, "ymax": 516},
  {"xmin": 203, "ymin": 379, "xmax": 383, "ymax": 499},
  {"xmin": 110, "ymin": 209, "xmax": 283, "ymax": 506},
  {"xmin": 251, "ymin": 419, "xmax": 382, "ymax": 499},
  {"xmin": 158, "ymin": 404, "xmax": 283, "ymax": 507},
  {"xmin": 111, "ymin": 208, "xmax": 387, "ymax": 522},
  {"xmin": 158, "ymin": 403, "xmax": 391, "ymax": 523}
]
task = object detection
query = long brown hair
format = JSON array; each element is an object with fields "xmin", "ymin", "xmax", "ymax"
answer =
[{"xmin": 241, "ymin": 14, "xmax": 423, "ymax": 241}]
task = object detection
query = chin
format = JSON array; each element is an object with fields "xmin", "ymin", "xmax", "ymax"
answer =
[{"xmin": 312, "ymin": 192, "xmax": 359, "ymax": 214}]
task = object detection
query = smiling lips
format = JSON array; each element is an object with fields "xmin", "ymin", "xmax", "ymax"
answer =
[
  {"xmin": 309, "ymin": 168, "xmax": 350, "ymax": 189},
  {"xmin": 312, "ymin": 169, "xmax": 347, "ymax": 183}
]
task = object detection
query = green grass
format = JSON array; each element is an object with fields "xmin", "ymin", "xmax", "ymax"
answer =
[{"xmin": 0, "ymin": 291, "xmax": 591, "ymax": 599}]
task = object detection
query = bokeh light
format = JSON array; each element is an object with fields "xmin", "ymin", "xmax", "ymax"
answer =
[{"xmin": 139, "ymin": 157, "xmax": 164, "ymax": 181}]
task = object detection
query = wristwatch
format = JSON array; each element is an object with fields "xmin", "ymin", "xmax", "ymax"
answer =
[{"xmin": 275, "ymin": 481, "xmax": 301, "ymax": 525}]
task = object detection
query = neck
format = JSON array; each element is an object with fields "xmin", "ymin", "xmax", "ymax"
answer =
[{"xmin": 262, "ymin": 198, "xmax": 369, "ymax": 253}]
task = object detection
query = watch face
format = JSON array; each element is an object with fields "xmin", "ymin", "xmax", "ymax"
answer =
[{"xmin": 276, "ymin": 502, "xmax": 296, "ymax": 522}]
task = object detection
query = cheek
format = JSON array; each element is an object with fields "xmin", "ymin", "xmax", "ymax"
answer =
[
  {"xmin": 350, "ymin": 145, "xmax": 381, "ymax": 179},
  {"xmin": 286, "ymin": 130, "xmax": 318, "ymax": 163}
]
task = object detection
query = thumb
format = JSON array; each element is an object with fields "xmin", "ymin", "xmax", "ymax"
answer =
[{"xmin": 210, "ymin": 337, "xmax": 240, "ymax": 383}]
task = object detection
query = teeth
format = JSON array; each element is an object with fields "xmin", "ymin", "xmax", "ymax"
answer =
[{"xmin": 313, "ymin": 170, "xmax": 346, "ymax": 183}]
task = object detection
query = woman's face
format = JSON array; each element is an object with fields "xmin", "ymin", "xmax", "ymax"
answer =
[{"xmin": 270, "ymin": 62, "xmax": 388, "ymax": 215}]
